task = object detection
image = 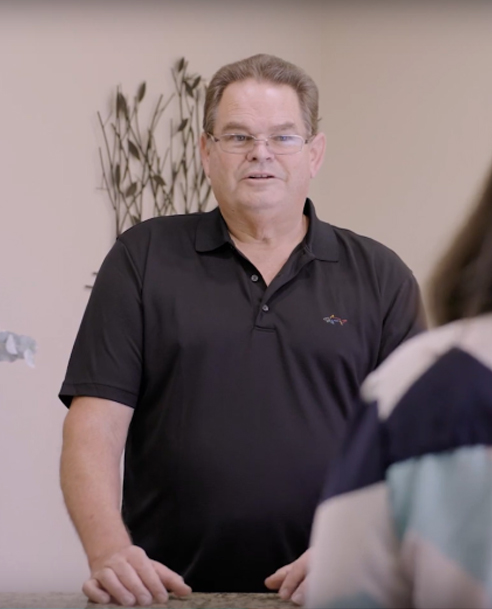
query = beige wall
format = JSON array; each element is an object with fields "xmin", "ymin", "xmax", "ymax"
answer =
[
  {"xmin": 313, "ymin": 2, "xmax": 492, "ymax": 288},
  {"xmin": 1, "ymin": 0, "xmax": 492, "ymax": 592}
]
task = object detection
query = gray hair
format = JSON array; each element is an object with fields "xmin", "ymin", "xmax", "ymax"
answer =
[{"xmin": 203, "ymin": 54, "xmax": 320, "ymax": 136}]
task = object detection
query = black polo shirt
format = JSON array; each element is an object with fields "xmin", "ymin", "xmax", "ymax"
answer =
[{"xmin": 59, "ymin": 199, "xmax": 424, "ymax": 592}]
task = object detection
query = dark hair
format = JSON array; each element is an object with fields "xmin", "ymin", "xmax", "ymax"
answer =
[
  {"xmin": 203, "ymin": 54, "xmax": 319, "ymax": 136},
  {"xmin": 430, "ymin": 163, "xmax": 492, "ymax": 325}
]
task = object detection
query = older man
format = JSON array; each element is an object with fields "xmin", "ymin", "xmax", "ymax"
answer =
[{"xmin": 59, "ymin": 54, "xmax": 424, "ymax": 606}]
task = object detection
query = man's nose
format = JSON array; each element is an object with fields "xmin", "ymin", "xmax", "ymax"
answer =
[{"xmin": 246, "ymin": 139, "xmax": 273, "ymax": 161}]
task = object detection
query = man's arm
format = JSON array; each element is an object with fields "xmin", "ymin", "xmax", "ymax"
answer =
[{"xmin": 60, "ymin": 397, "xmax": 191, "ymax": 606}]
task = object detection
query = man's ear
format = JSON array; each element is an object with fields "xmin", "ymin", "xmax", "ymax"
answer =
[
  {"xmin": 200, "ymin": 132, "xmax": 211, "ymax": 177},
  {"xmin": 309, "ymin": 132, "xmax": 326, "ymax": 179}
]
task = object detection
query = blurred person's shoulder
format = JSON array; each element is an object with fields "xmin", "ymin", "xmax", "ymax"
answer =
[{"xmin": 361, "ymin": 313, "xmax": 492, "ymax": 418}]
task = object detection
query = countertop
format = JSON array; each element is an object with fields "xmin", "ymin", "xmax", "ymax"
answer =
[{"xmin": 0, "ymin": 593, "xmax": 297, "ymax": 609}]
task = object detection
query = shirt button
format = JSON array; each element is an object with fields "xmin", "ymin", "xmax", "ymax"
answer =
[
  {"xmin": 251, "ymin": 274, "xmax": 259, "ymax": 282},
  {"xmin": 262, "ymin": 304, "xmax": 269, "ymax": 312}
]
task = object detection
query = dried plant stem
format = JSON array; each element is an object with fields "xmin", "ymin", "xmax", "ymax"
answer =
[{"xmin": 97, "ymin": 58, "xmax": 211, "ymax": 241}]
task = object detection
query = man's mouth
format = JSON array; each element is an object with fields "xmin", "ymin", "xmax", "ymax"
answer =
[{"xmin": 246, "ymin": 173, "xmax": 275, "ymax": 180}]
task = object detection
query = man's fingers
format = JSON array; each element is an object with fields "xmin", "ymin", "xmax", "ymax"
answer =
[
  {"xmin": 278, "ymin": 561, "xmax": 306, "ymax": 600},
  {"xmin": 92, "ymin": 567, "xmax": 137, "ymax": 606},
  {"xmin": 264, "ymin": 564, "xmax": 292, "ymax": 589},
  {"xmin": 151, "ymin": 560, "xmax": 192, "ymax": 597},
  {"xmin": 291, "ymin": 580, "xmax": 306, "ymax": 606},
  {"xmin": 82, "ymin": 578, "xmax": 111, "ymax": 605},
  {"xmin": 83, "ymin": 546, "xmax": 190, "ymax": 606},
  {"xmin": 109, "ymin": 560, "xmax": 157, "ymax": 606},
  {"xmin": 132, "ymin": 559, "xmax": 170, "ymax": 604}
]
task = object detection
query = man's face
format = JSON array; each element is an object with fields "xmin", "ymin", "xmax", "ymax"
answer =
[{"xmin": 200, "ymin": 79, "xmax": 325, "ymax": 216}]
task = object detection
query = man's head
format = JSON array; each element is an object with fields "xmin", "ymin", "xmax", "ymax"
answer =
[
  {"xmin": 203, "ymin": 54, "xmax": 320, "ymax": 138},
  {"xmin": 200, "ymin": 55, "xmax": 325, "ymax": 216}
]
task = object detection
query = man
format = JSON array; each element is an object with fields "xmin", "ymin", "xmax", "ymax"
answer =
[{"xmin": 59, "ymin": 54, "xmax": 424, "ymax": 606}]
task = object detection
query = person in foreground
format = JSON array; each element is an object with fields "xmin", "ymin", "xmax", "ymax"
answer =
[
  {"xmin": 59, "ymin": 54, "xmax": 424, "ymax": 606},
  {"xmin": 306, "ymin": 161, "xmax": 492, "ymax": 608}
]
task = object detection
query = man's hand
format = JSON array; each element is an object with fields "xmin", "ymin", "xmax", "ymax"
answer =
[
  {"xmin": 83, "ymin": 544, "xmax": 192, "ymax": 606},
  {"xmin": 264, "ymin": 549, "xmax": 310, "ymax": 606}
]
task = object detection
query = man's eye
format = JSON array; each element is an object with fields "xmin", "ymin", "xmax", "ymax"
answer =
[
  {"xmin": 273, "ymin": 135, "xmax": 296, "ymax": 143},
  {"xmin": 224, "ymin": 134, "xmax": 249, "ymax": 143}
]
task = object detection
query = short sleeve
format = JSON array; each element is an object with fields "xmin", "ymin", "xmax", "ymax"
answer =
[
  {"xmin": 378, "ymin": 271, "xmax": 426, "ymax": 366},
  {"xmin": 59, "ymin": 239, "xmax": 143, "ymax": 408}
]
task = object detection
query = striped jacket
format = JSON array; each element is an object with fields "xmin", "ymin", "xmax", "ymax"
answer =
[{"xmin": 307, "ymin": 313, "xmax": 492, "ymax": 609}]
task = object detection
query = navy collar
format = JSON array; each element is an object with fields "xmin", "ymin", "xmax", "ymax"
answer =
[{"xmin": 195, "ymin": 198, "xmax": 339, "ymax": 262}]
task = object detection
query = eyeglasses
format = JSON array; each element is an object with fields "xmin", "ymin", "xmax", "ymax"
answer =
[{"xmin": 207, "ymin": 133, "xmax": 311, "ymax": 155}]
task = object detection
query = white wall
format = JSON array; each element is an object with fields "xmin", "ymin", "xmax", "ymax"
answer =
[{"xmin": 1, "ymin": 0, "xmax": 492, "ymax": 593}]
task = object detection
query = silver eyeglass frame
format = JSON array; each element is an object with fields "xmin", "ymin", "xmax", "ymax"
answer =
[{"xmin": 206, "ymin": 132, "xmax": 312, "ymax": 155}]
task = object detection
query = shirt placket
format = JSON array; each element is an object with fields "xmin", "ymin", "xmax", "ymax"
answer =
[{"xmin": 239, "ymin": 246, "xmax": 315, "ymax": 330}]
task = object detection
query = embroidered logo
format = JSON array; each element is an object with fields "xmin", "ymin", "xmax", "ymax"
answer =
[{"xmin": 323, "ymin": 315, "xmax": 348, "ymax": 326}]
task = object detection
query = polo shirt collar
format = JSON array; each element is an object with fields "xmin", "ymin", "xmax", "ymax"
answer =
[
  {"xmin": 195, "ymin": 198, "xmax": 339, "ymax": 262},
  {"xmin": 195, "ymin": 206, "xmax": 232, "ymax": 252},
  {"xmin": 303, "ymin": 198, "xmax": 339, "ymax": 262}
]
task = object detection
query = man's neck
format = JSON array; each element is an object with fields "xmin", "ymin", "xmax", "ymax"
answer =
[
  {"xmin": 219, "ymin": 204, "xmax": 309, "ymax": 286},
  {"xmin": 221, "ymin": 205, "xmax": 308, "ymax": 251}
]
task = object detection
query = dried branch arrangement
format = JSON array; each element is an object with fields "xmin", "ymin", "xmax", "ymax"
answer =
[{"xmin": 97, "ymin": 58, "xmax": 212, "ymax": 239}]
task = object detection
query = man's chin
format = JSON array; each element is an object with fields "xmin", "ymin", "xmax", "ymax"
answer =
[{"xmin": 236, "ymin": 198, "xmax": 285, "ymax": 213}]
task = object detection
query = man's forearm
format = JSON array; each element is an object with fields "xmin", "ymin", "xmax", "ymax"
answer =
[
  {"xmin": 60, "ymin": 398, "xmax": 191, "ymax": 606},
  {"xmin": 60, "ymin": 453, "xmax": 131, "ymax": 566},
  {"xmin": 60, "ymin": 397, "xmax": 134, "ymax": 566}
]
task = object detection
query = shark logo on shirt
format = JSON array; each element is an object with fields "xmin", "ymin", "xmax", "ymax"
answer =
[{"xmin": 323, "ymin": 315, "xmax": 348, "ymax": 326}]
